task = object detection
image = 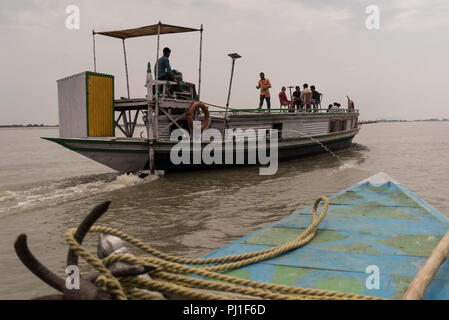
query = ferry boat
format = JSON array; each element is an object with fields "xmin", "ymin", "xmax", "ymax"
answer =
[{"xmin": 43, "ymin": 22, "xmax": 360, "ymax": 173}]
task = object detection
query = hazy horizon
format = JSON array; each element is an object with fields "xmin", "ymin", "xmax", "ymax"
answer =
[
  {"xmin": 1, "ymin": 0, "xmax": 449, "ymax": 124},
  {"xmin": 4, "ymin": 117, "xmax": 449, "ymax": 127}
]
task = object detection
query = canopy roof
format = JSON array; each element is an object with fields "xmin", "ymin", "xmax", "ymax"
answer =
[{"xmin": 95, "ymin": 23, "xmax": 201, "ymax": 40}]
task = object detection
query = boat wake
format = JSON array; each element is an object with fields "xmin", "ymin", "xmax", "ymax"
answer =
[
  {"xmin": 0, "ymin": 172, "xmax": 159, "ymax": 214},
  {"xmin": 331, "ymin": 156, "xmax": 366, "ymax": 173},
  {"xmin": 337, "ymin": 160, "xmax": 360, "ymax": 170},
  {"xmin": 350, "ymin": 143, "xmax": 370, "ymax": 152}
]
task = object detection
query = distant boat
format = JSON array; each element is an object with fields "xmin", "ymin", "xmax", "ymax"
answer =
[
  {"xmin": 43, "ymin": 22, "xmax": 360, "ymax": 173},
  {"xmin": 203, "ymin": 173, "xmax": 449, "ymax": 300}
]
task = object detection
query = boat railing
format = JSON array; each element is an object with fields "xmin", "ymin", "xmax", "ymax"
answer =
[{"xmin": 209, "ymin": 108, "xmax": 359, "ymax": 117}]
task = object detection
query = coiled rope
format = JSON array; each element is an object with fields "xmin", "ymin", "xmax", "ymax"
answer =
[{"xmin": 64, "ymin": 196, "xmax": 382, "ymax": 300}]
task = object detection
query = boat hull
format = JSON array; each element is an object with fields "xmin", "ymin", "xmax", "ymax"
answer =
[
  {"xmin": 42, "ymin": 137, "xmax": 149, "ymax": 172},
  {"xmin": 153, "ymin": 131, "xmax": 356, "ymax": 171},
  {"xmin": 42, "ymin": 128, "xmax": 358, "ymax": 173}
]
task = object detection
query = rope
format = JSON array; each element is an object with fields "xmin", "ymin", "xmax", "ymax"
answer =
[
  {"xmin": 201, "ymin": 101, "xmax": 260, "ymax": 114},
  {"xmin": 64, "ymin": 196, "xmax": 382, "ymax": 300},
  {"xmin": 200, "ymin": 101, "xmax": 229, "ymax": 110}
]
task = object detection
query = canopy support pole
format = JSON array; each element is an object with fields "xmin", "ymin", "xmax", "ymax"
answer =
[
  {"xmin": 155, "ymin": 22, "xmax": 161, "ymax": 141},
  {"xmin": 92, "ymin": 30, "xmax": 97, "ymax": 72},
  {"xmin": 147, "ymin": 22, "xmax": 162, "ymax": 174},
  {"xmin": 198, "ymin": 24, "xmax": 203, "ymax": 100},
  {"xmin": 122, "ymin": 39, "xmax": 130, "ymax": 99}
]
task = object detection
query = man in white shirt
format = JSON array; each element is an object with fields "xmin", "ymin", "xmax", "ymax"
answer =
[{"xmin": 300, "ymin": 83, "xmax": 313, "ymax": 112}]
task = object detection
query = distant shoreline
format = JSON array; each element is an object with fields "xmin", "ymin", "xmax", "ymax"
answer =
[
  {"xmin": 1, "ymin": 119, "xmax": 448, "ymax": 128},
  {"xmin": 372, "ymin": 119, "xmax": 449, "ymax": 123},
  {"xmin": 0, "ymin": 124, "xmax": 59, "ymax": 128}
]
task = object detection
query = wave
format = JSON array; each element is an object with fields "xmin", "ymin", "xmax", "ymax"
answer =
[
  {"xmin": 338, "ymin": 160, "xmax": 360, "ymax": 171},
  {"xmin": 0, "ymin": 172, "xmax": 159, "ymax": 214},
  {"xmin": 350, "ymin": 143, "xmax": 370, "ymax": 152}
]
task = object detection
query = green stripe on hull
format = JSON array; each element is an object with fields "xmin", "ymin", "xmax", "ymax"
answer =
[{"xmin": 42, "ymin": 137, "xmax": 148, "ymax": 146}]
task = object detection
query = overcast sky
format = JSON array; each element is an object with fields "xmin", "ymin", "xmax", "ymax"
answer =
[{"xmin": 1, "ymin": 0, "xmax": 449, "ymax": 124}]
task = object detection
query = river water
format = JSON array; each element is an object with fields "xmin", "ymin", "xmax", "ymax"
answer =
[{"xmin": 1, "ymin": 122, "xmax": 449, "ymax": 299}]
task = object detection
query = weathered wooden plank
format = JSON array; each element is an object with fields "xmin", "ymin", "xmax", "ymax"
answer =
[
  {"xmin": 274, "ymin": 216, "xmax": 448, "ymax": 237},
  {"xmin": 219, "ymin": 263, "xmax": 449, "ymax": 300},
  {"xmin": 206, "ymin": 242, "xmax": 449, "ymax": 281}
]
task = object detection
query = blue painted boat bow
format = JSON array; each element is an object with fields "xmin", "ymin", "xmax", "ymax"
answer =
[{"xmin": 203, "ymin": 173, "xmax": 449, "ymax": 299}]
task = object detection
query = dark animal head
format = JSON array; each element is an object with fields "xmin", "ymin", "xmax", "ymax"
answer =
[{"xmin": 14, "ymin": 202, "xmax": 112, "ymax": 300}]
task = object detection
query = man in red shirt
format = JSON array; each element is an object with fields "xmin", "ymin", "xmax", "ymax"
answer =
[{"xmin": 279, "ymin": 86, "xmax": 293, "ymax": 110}]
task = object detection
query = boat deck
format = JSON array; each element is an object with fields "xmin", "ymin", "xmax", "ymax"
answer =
[
  {"xmin": 115, "ymin": 98, "xmax": 148, "ymax": 111},
  {"xmin": 203, "ymin": 173, "xmax": 449, "ymax": 299}
]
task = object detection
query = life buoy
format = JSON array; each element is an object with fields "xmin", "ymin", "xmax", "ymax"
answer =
[{"xmin": 187, "ymin": 102, "xmax": 210, "ymax": 131}]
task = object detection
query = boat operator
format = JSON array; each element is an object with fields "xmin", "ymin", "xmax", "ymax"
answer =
[
  {"xmin": 156, "ymin": 47, "xmax": 184, "ymax": 94},
  {"xmin": 157, "ymin": 47, "xmax": 174, "ymax": 81}
]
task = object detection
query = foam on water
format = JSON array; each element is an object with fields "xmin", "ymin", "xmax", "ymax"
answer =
[
  {"xmin": 0, "ymin": 172, "xmax": 159, "ymax": 214},
  {"xmin": 336, "ymin": 160, "xmax": 359, "ymax": 171}
]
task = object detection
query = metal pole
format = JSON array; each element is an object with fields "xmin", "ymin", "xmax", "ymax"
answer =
[
  {"xmin": 155, "ymin": 22, "xmax": 161, "ymax": 141},
  {"xmin": 148, "ymin": 22, "xmax": 161, "ymax": 174},
  {"xmin": 288, "ymin": 86, "xmax": 293, "ymax": 100},
  {"xmin": 225, "ymin": 60, "xmax": 235, "ymax": 109},
  {"xmin": 92, "ymin": 30, "xmax": 97, "ymax": 72},
  {"xmin": 122, "ymin": 39, "xmax": 130, "ymax": 99},
  {"xmin": 224, "ymin": 53, "xmax": 241, "ymax": 125},
  {"xmin": 198, "ymin": 24, "xmax": 203, "ymax": 100}
]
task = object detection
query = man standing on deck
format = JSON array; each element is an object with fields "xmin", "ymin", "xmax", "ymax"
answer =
[
  {"xmin": 256, "ymin": 72, "xmax": 272, "ymax": 111},
  {"xmin": 157, "ymin": 47, "xmax": 174, "ymax": 81}
]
